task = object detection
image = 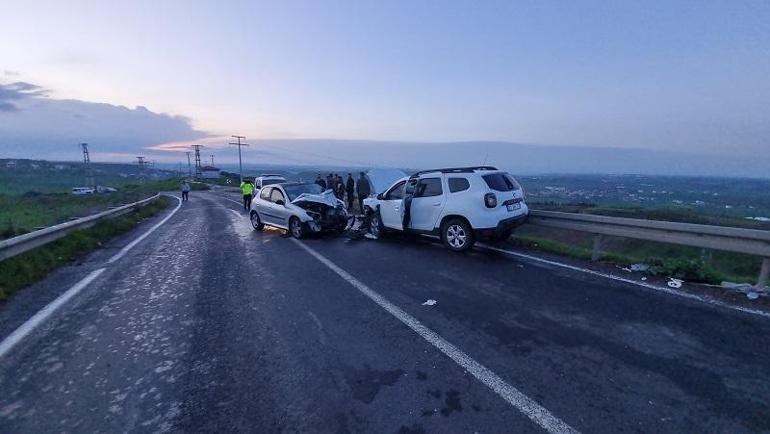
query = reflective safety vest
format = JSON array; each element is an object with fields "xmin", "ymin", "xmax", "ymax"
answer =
[{"xmin": 240, "ymin": 182, "xmax": 254, "ymax": 195}]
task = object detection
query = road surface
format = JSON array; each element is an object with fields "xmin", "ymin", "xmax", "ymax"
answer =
[{"xmin": 0, "ymin": 190, "xmax": 768, "ymax": 433}]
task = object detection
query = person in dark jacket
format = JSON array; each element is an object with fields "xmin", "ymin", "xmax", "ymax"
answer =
[
  {"xmin": 315, "ymin": 174, "xmax": 326, "ymax": 190},
  {"xmin": 326, "ymin": 173, "xmax": 334, "ymax": 190},
  {"xmin": 335, "ymin": 175, "xmax": 345, "ymax": 200},
  {"xmin": 356, "ymin": 172, "xmax": 370, "ymax": 213},
  {"xmin": 345, "ymin": 173, "xmax": 355, "ymax": 211}
]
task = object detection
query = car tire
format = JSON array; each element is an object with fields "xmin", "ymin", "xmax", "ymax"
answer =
[
  {"xmin": 442, "ymin": 218, "xmax": 475, "ymax": 252},
  {"xmin": 369, "ymin": 208, "xmax": 386, "ymax": 238},
  {"xmin": 250, "ymin": 211, "xmax": 264, "ymax": 231},
  {"xmin": 289, "ymin": 217, "xmax": 306, "ymax": 239}
]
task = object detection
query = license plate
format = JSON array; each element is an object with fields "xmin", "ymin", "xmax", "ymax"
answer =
[{"xmin": 506, "ymin": 203, "xmax": 521, "ymax": 212}]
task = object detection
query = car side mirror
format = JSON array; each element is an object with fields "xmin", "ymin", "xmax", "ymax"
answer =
[
  {"xmin": 276, "ymin": 199, "xmax": 285, "ymax": 206},
  {"xmin": 376, "ymin": 193, "xmax": 383, "ymax": 200}
]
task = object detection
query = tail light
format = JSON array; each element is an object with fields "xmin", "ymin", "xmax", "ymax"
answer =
[{"xmin": 484, "ymin": 193, "xmax": 497, "ymax": 208}]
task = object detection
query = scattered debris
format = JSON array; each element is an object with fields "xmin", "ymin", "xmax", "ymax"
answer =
[
  {"xmin": 721, "ymin": 281, "xmax": 765, "ymax": 300},
  {"xmin": 422, "ymin": 299, "xmax": 437, "ymax": 306},
  {"xmin": 667, "ymin": 278, "xmax": 683, "ymax": 289},
  {"xmin": 641, "ymin": 277, "xmax": 648, "ymax": 281},
  {"xmin": 622, "ymin": 263, "xmax": 650, "ymax": 272}
]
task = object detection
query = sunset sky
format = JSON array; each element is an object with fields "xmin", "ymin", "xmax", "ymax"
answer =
[{"xmin": 1, "ymin": 0, "xmax": 768, "ymax": 167}]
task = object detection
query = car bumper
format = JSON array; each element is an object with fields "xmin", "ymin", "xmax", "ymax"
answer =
[
  {"xmin": 474, "ymin": 213, "xmax": 528, "ymax": 237},
  {"xmin": 307, "ymin": 214, "xmax": 348, "ymax": 233}
]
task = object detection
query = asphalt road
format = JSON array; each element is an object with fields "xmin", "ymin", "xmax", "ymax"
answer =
[{"xmin": 0, "ymin": 190, "xmax": 769, "ymax": 433}]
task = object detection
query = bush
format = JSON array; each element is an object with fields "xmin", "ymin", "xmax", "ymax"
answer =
[{"xmin": 646, "ymin": 256, "xmax": 723, "ymax": 284}]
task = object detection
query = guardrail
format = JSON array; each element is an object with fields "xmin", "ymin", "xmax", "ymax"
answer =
[
  {"xmin": 0, "ymin": 194, "xmax": 161, "ymax": 262},
  {"xmin": 527, "ymin": 210, "xmax": 770, "ymax": 288}
]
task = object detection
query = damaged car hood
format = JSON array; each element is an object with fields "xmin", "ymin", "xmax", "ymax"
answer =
[{"xmin": 292, "ymin": 190, "xmax": 340, "ymax": 208}]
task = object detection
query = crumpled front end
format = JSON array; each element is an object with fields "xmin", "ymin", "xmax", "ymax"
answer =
[{"xmin": 292, "ymin": 191, "xmax": 349, "ymax": 233}]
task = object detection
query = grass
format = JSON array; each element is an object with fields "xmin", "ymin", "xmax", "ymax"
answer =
[
  {"xmin": 509, "ymin": 224, "xmax": 761, "ymax": 285},
  {"xmin": 0, "ymin": 178, "xmax": 207, "ymax": 240},
  {"xmin": 0, "ymin": 196, "xmax": 171, "ymax": 302}
]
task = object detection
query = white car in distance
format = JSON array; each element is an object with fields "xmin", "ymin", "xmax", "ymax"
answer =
[{"xmin": 363, "ymin": 166, "xmax": 528, "ymax": 251}]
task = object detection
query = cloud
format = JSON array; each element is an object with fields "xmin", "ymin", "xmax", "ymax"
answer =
[
  {"xmin": 0, "ymin": 81, "xmax": 49, "ymax": 111},
  {"xmin": 0, "ymin": 80, "xmax": 207, "ymax": 160}
]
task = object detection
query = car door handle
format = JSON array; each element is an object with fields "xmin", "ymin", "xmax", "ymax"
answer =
[{"xmin": 432, "ymin": 203, "xmax": 441, "ymax": 206}]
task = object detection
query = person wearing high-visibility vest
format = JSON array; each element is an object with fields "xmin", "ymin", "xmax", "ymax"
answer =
[{"xmin": 240, "ymin": 180, "xmax": 255, "ymax": 211}]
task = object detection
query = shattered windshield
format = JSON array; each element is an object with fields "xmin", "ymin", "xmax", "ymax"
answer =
[{"xmin": 283, "ymin": 183, "xmax": 323, "ymax": 201}]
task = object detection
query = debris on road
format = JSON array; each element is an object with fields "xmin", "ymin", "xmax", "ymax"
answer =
[
  {"xmin": 422, "ymin": 299, "xmax": 437, "ymax": 306},
  {"xmin": 621, "ymin": 263, "xmax": 650, "ymax": 272},
  {"xmin": 667, "ymin": 278, "xmax": 683, "ymax": 289},
  {"xmin": 721, "ymin": 281, "xmax": 766, "ymax": 300}
]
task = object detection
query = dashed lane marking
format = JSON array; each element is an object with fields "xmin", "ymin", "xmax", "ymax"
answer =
[{"xmin": 291, "ymin": 238, "xmax": 579, "ymax": 434}]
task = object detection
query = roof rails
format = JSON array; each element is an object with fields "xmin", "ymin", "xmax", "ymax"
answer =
[{"xmin": 411, "ymin": 166, "xmax": 498, "ymax": 177}]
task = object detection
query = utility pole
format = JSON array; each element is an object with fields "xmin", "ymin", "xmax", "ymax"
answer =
[
  {"xmin": 191, "ymin": 144, "xmax": 204, "ymax": 180},
  {"xmin": 135, "ymin": 156, "xmax": 147, "ymax": 183},
  {"xmin": 81, "ymin": 143, "xmax": 95, "ymax": 189},
  {"xmin": 228, "ymin": 135, "xmax": 249, "ymax": 182},
  {"xmin": 210, "ymin": 154, "xmax": 215, "ymax": 166},
  {"xmin": 185, "ymin": 151, "xmax": 192, "ymax": 178}
]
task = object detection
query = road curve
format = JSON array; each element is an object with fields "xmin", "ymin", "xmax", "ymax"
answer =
[{"xmin": 0, "ymin": 190, "xmax": 768, "ymax": 433}]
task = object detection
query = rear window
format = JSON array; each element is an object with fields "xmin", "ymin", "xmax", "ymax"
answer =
[
  {"xmin": 482, "ymin": 173, "xmax": 521, "ymax": 192},
  {"xmin": 448, "ymin": 178, "xmax": 470, "ymax": 193}
]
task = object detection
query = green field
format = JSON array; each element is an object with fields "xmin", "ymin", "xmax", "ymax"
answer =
[
  {"xmin": 0, "ymin": 179, "xmax": 207, "ymax": 240},
  {"xmin": 0, "ymin": 196, "xmax": 171, "ymax": 301}
]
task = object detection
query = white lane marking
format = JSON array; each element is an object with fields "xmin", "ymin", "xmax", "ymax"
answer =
[
  {"xmin": 291, "ymin": 239, "xmax": 578, "ymax": 434},
  {"xmin": 229, "ymin": 209, "xmax": 243, "ymax": 218},
  {"xmin": 0, "ymin": 268, "xmax": 106, "ymax": 358},
  {"xmin": 107, "ymin": 195, "xmax": 182, "ymax": 264},
  {"xmin": 477, "ymin": 244, "xmax": 770, "ymax": 319},
  {"xmin": 221, "ymin": 196, "xmax": 243, "ymax": 206}
]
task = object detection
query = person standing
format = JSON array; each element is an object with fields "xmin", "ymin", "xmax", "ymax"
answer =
[
  {"xmin": 326, "ymin": 173, "xmax": 334, "ymax": 191},
  {"xmin": 315, "ymin": 174, "xmax": 326, "ymax": 190},
  {"xmin": 181, "ymin": 180, "xmax": 191, "ymax": 202},
  {"xmin": 345, "ymin": 173, "xmax": 355, "ymax": 211},
  {"xmin": 240, "ymin": 179, "xmax": 254, "ymax": 211},
  {"xmin": 356, "ymin": 172, "xmax": 370, "ymax": 213}
]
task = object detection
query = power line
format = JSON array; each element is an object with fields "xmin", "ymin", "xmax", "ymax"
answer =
[{"xmin": 228, "ymin": 135, "xmax": 249, "ymax": 182}]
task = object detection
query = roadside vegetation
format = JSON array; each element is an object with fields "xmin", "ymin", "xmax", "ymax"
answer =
[
  {"xmin": 0, "ymin": 196, "xmax": 171, "ymax": 302},
  {"xmin": 510, "ymin": 210, "xmax": 763, "ymax": 285},
  {"xmin": 0, "ymin": 179, "xmax": 207, "ymax": 240}
]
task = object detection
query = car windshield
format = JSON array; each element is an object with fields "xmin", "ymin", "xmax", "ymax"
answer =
[
  {"xmin": 483, "ymin": 173, "xmax": 521, "ymax": 192},
  {"xmin": 283, "ymin": 183, "xmax": 323, "ymax": 201}
]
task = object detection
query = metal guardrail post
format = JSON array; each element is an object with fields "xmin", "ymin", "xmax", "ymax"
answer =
[
  {"xmin": 591, "ymin": 234, "xmax": 602, "ymax": 261},
  {"xmin": 759, "ymin": 257, "xmax": 770, "ymax": 289}
]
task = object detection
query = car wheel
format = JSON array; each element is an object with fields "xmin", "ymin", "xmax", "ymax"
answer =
[
  {"xmin": 289, "ymin": 217, "xmax": 306, "ymax": 239},
  {"xmin": 369, "ymin": 209, "xmax": 385, "ymax": 238},
  {"xmin": 442, "ymin": 218, "xmax": 475, "ymax": 252},
  {"xmin": 250, "ymin": 211, "xmax": 264, "ymax": 231}
]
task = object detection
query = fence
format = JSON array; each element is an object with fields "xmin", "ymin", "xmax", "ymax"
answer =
[{"xmin": 527, "ymin": 210, "xmax": 770, "ymax": 288}]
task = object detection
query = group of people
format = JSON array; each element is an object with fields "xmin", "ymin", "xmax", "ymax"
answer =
[{"xmin": 315, "ymin": 172, "xmax": 370, "ymax": 212}]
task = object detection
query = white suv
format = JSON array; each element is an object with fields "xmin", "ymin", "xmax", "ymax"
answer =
[{"xmin": 363, "ymin": 166, "xmax": 528, "ymax": 251}]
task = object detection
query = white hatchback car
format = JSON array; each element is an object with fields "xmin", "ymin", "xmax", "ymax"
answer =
[
  {"xmin": 250, "ymin": 182, "xmax": 349, "ymax": 238},
  {"xmin": 363, "ymin": 166, "xmax": 528, "ymax": 251}
]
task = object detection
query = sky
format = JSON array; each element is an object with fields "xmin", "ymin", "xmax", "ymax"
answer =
[{"xmin": 0, "ymin": 0, "xmax": 768, "ymax": 171}]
